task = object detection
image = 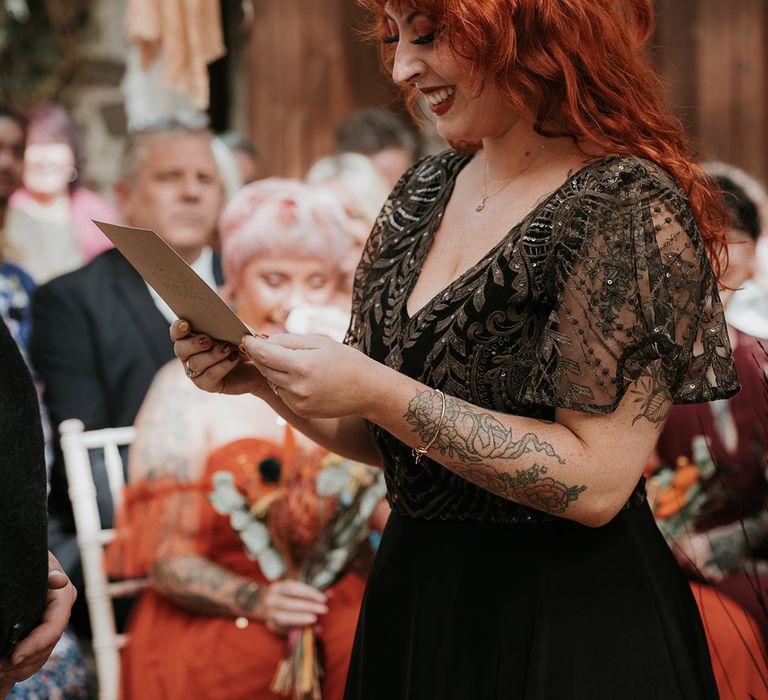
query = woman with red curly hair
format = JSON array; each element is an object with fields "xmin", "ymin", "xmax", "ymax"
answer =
[{"xmin": 173, "ymin": 1, "xmax": 740, "ymax": 697}]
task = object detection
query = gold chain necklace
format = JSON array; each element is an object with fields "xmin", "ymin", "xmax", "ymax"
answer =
[{"xmin": 475, "ymin": 142, "xmax": 548, "ymax": 213}]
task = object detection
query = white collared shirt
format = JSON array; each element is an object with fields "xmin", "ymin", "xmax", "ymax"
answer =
[{"xmin": 725, "ymin": 279, "xmax": 768, "ymax": 339}]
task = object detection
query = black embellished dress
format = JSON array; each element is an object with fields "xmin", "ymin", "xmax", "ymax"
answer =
[{"xmin": 343, "ymin": 152, "xmax": 740, "ymax": 699}]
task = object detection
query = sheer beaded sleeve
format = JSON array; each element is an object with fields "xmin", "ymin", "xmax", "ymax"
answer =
[
  {"xmin": 520, "ymin": 160, "xmax": 740, "ymax": 414},
  {"xmin": 345, "ymin": 157, "xmax": 430, "ymax": 351}
]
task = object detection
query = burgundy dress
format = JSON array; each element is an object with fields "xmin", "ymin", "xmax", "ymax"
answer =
[{"xmin": 657, "ymin": 327, "xmax": 768, "ymax": 642}]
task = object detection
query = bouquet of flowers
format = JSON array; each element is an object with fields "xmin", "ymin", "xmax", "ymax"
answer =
[
  {"xmin": 209, "ymin": 445, "xmax": 386, "ymax": 700},
  {"xmin": 647, "ymin": 435, "xmax": 718, "ymax": 542}
]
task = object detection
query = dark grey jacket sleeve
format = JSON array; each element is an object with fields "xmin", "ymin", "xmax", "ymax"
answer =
[{"xmin": 0, "ymin": 321, "xmax": 48, "ymax": 658}]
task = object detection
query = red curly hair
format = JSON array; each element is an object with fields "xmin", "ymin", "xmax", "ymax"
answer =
[{"xmin": 360, "ymin": 0, "xmax": 728, "ymax": 276}]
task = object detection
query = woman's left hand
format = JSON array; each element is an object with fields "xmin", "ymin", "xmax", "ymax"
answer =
[
  {"xmin": 241, "ymin": 333, "xmax": 378, "ymax": 419},
  {"xmin": 0, "ymin": 552, "xmax": 77, "ymax": 687}
]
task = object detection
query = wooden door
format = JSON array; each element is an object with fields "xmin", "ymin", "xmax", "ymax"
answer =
[
  {"xmin": 653, "ymin": 0, "xmax": 768, "ymax": 181},
  {"xmin": 244, "ymin": 0, "xmax": 399, "ymax": 178}
]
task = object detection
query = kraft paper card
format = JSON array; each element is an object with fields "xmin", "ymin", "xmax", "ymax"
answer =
[{"xmin": 93, "ymin": 220, "xmax": 253, "ymax": 346}]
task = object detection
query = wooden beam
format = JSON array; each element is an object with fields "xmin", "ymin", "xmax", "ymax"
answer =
[
  {"xmin": 652, "ymin": 0, "xmax": 700, "ymax": 140},
  {"xmin": 697, "ymin": 0, "xmax": 735, "ymax": 163},
  {"xmin": 730, "ymin": 0, "xmax": 767, "ymax": 181},
  {"xmin": 246, "ymin": 0, "xmax": 397, "ymax": 178}
]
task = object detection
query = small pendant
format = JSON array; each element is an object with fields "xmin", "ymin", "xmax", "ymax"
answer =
[{"xmin": 475, "ymin": 197, "xmax": 487, "ymax": 212}]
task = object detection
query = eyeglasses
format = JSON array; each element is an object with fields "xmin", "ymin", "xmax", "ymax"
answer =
[{"xmin": 129, "ymin": 111, "xmax": 210, "ymax": 135}]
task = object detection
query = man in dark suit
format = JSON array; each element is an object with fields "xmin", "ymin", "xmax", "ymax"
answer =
[{"xmin": 29, "ymin": 121, "xmax": 226, "ymax": 632}]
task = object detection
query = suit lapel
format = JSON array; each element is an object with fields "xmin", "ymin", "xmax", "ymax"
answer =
[
  {"xmin": 212, "ymin": 252, "xmax": 224, "ymax": 286},
  {"xmin": 110, "ymin": 252, "xmax": 174, "ymax": 365}
]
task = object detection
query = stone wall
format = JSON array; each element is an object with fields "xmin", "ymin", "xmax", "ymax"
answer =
[{"xmin": 67, "ymin": 0, "xmax": 128, "ymax": 195}]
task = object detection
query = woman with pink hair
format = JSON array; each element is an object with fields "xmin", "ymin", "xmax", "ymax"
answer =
[{"xmin": 106, "ymin": 178, "xmax": 386, "ymax": 700}]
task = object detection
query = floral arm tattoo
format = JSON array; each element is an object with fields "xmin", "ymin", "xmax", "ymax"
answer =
[
  {"xmin": 132, "ymin": 367, "xmax": 203, "ymax": 481},
  {"xmin": 405, "ymin": 390, "xmax": 586, "ymax": 514},
  {"xmin": 629, "ymin": 361, "xmax": 672, "ymax": 427},
  {"xmin": 153, "ymin": 554, "xmax": 261, "ymax": 618}
]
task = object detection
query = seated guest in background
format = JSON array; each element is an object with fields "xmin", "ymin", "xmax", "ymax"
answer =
[
  {"xmin": 651, "ymin": 170, "xmax": 768, "ymax": 697},
  {"xmin": 334, "ymin": 107, "xmax": 418, "ymax": 188},
  {"xmin": 306, "ymin": 152, "xmax": 389, "ymax": 308},
  {"xmin": 6, "ymin": 103, "xmax": 117, "ymax": 283},
  {"xmin": 106, "ymin": 178, "xmax": 387, "ymax": 700},
  {"xmin": 0, "ymin": 107, "xmax": 36, "ymax": 351},
  {"xmin": 0, "ymin": 107, "xmax": 56, "ymax": 300},
  {"xmin": 30, "ymin": 120, "xmax": 226, "ymax": 634},
  {"xmin": 655, "ymin": 171, "xmax": 768, "ymax": 636},
  {"xmin": 703, "ymin": 162, "xmax": 768, "ymax": 339},
  {"xmin": 0, "ymin": 249, "xmax": 34, "ymax": 354},
  {"xmin": 0, "ymin": 107, "xmax": 25, "ymax": 232},
  {"xmin": 219, "ymin": 131, "xmax": 261, "ymax": 185},
  {"xmin": 0, "ymin": 106, "xmax": 53, "ymax": 474}
]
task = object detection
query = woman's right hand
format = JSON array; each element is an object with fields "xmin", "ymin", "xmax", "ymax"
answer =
[
  {"xmin": 171, "ymin": 319, "xmax": 270, "ymax": 397},
  {"xmin": 254, "ymin": 580, "xmax": 329, "ymax": 636}
]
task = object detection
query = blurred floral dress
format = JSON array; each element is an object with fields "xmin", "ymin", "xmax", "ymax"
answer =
[{"xmin": 7, "ymin": 632, "xmax": 90, "ymax": 700}]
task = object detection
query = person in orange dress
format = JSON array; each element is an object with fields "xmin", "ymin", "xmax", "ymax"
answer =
[{"xmin": 106, "ymin": 178, "xmax": 387, "ymax": 700}]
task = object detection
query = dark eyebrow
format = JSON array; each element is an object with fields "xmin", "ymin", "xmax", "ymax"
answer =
[{"xmin": 383, "ymin": 10, "xmax": 423, "ymax": 25}]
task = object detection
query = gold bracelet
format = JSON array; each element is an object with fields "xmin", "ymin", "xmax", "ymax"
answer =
[
  {"xmin": 412, "ymin": 389, "xmax": 446, "ymax": 465},
  {"xmin": 234, "ymin": 580, "xmax": 261, "ymax": 629}
]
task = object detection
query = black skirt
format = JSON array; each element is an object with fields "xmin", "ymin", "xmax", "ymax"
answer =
[{"xmin": 344, "ymin": 504, "xmax": 718, "ymax": 699}]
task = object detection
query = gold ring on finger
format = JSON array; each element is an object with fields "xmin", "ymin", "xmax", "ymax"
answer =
[{"xmin": 184, "ymin": 361, "xmax": 201, "ymax": 379}]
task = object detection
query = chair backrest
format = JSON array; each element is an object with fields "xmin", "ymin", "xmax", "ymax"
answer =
[{"xmin": 59, "ymin": 419, "xmax": 148, "ymax": 700}]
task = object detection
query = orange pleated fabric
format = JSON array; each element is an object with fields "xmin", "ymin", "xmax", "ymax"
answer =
[
  {"xmin": 691, "ymin": 582, "xmax": 768, "ymax": 700},
  {"xmin": 106, "ymin": 438, "xmax": 366, "ymax": 700}
]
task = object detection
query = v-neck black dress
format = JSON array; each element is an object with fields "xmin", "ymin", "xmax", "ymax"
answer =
[{"xmin": 343, "ymin": 151, "xmax": 739, "ymax": 699}]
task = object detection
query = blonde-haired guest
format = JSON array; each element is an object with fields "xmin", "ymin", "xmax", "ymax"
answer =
[{"xmin": 306, "ymin": 153, "xmax": 389, "ymax": 309}]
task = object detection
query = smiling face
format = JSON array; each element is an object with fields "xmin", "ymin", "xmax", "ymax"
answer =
[
  {"xmin": 383, "ymin": 3, "xmax": 517, "ymax": 144},
  {"xmin": 232, "ymin": 256, "xmax": 338, "ymax": 335},
  {"xmin": 22, "ymin": 141, "xmax": 74, "ymax": 198}
]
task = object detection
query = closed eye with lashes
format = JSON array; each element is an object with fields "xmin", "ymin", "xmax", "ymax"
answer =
[{"xmin": 383, "ymin": 30, "xmax": 437, "ymax": 45}]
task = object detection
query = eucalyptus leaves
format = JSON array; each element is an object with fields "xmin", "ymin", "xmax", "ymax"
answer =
[
  {"xmin": 649, "ymin": 435, "xmax": 717, "ymax": 542},
  {"xmin": 209, "ymin": 453, "xmax": 386, "ymax": 698},
  {"xmin": 209, "ymin": 470, "xmax": 285, "ymax": 580},
  {"xmin": 208, "ymin": 455, "xmax": 386, "ymax": 588}
]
